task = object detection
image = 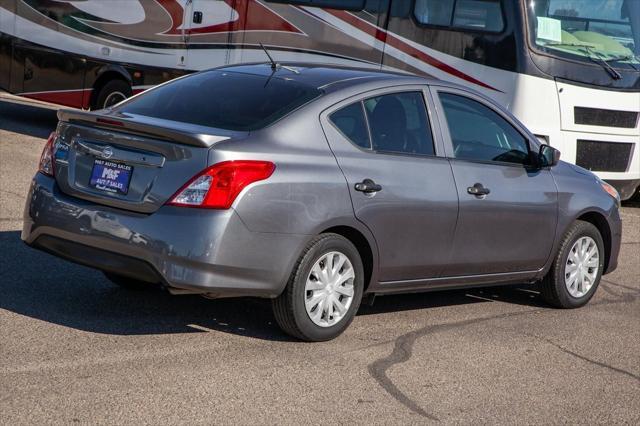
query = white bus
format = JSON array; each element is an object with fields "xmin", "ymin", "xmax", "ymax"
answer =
[{"xmin": 1, "ymin": 0, "xmax": 638, "ymax": 198}]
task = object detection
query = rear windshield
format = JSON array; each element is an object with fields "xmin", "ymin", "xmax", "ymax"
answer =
[{"xmin": 117, "ymin": 70, "xmax": 322, "ymax": 131}]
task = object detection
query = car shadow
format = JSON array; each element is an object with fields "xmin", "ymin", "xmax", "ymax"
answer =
[
  {"xmin": 0, "ymin": 99, "xmax": 59, "ymax": 139},
  {"xmin": 1, "ymin": 230, "xmax": 549, "ymax": 341}
]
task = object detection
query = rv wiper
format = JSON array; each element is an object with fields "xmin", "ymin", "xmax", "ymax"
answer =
[
  {"xmin": 545, "ymin": 42, "xmax": 596, "ymax": 48},
  {"xmin": 544, "ymin": 42, "xmax": 622, "ymax": 79},
  {"xmin": 600, "ymin": 54, "xmax": 639, "ymax": 72},
  {"xmin": 582, "ymin": 45, "xmax": 623, "ymax": 80}
]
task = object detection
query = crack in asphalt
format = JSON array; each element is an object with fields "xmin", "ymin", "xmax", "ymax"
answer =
[
  {"xmin": 367, "ymin": 279, "xmax": 639, "ymax": 420},
  {"xmin": 367, "ymin": 309, "xmax": 539, "ymax": 420},
  {"xmin": 534, "ymin": 336, "xmax": 640, "ymax": 382},
  {"xmin": 0, "ymin": 188, "xmax": 26, "ymax": 199},
  {"xmin": 598, "ymin": 280, "xmax": 640, "ymax": 305}
]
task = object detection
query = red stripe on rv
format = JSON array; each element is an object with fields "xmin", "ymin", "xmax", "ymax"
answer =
[
  {"xmin": 157, "ymin": 0, "xmax": 185, "ymax": 33},
  {"xmin": 328, "ymin": 10, "xmax": 500, "ymax": 92},
  {"xmin": 20, "ymin": 89, "xmax": 93, "ymax": 109}
]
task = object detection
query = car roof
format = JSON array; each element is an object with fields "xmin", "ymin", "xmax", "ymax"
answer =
[{"xmin": 217, "ymin": 62, "xmax": 458, "ymax": 93}]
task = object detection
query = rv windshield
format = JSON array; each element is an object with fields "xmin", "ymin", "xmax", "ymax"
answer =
[{"xmin": 526, "ymin": 0, "xmax": 640, "ymax": 67}]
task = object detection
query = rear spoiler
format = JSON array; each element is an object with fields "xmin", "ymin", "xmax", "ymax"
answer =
[{"xmin": 57, "ymin": 109, "xmax": 234, "ymax": 148}]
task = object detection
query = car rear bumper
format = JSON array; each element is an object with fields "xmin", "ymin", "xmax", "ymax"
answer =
[{"xmin": 22, "ymin": 173, "xmax": 308, "ymax": 297}]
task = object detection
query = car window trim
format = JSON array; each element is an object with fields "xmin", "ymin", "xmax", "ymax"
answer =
[
  {"xmin": 360, "ymin": 100, "xmax": 374, "ymax": 150},
  {"xmin": 321, "ymin": 85, "xmax": 447, "ymax": 158},
  {"xmin": 429, "ymin": 85, "xmax": 537, "ymax": 168}
]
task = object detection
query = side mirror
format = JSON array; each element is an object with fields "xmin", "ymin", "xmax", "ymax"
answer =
[{"xmin": 539, "ymin": 144, "xmax": 561, "ymax": 168}]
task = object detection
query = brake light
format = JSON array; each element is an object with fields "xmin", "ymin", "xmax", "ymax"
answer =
[
  {"xmin": 38, "ymin": 132, "xmax": 56, "ymax": 177},
  {"xmin": 168, "ymin": 161, "xmax": 275, "ymax": 209},
  {"xmin": 96, "ymin": 118, "xmax": 124, "ymax": 127}
]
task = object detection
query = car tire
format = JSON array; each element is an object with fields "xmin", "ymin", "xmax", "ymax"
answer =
[
  {"xmin": 93, "ymin": 79, "xmax": 132, "ymax": 110},
  {"xmin": 272, "ymin": 233, "xmax": 364, "ymax": 341},
  {"xmin": 103, "ymin": 272, "xmax": 157, "ymax": 291},
  {"xmin": 540, "ymin": 220, "xmax": 604, "ymax": 309}
]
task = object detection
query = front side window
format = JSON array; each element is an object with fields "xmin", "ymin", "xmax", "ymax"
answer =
[
  {"xmin": 526, "ymin": 0, "xmax": 639, "ymax": 65},
  {"xmin": 414, "ymin": 0, "xmax": 504, "ymax": 32},
  {"xmin": 439, "ymin": 93, "xmax": 531, "ymax": 165},
  {"xmin": 363, "ymin": 92, "xmax": 435, "ymax": 156}
]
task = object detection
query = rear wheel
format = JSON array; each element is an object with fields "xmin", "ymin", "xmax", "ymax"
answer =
[
  {"xmin": 272, "ymin": 233, "xmax": 364, "ymax": 341},
  {"xmin": 93, "ymin": 79, "xmax": 131, "ymax": 110},
  {"xmin": 103, "ymin": 272, "xmax": 157, "ymax": 291},
  {"xmin": 540, "ymin": 220, "xmax": 604, "ymax": 308}
]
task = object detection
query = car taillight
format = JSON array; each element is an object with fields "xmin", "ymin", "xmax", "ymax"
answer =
[
  {"xmin": 168, "ymin": 161, "xmax": 275, "ymax": 209},
  {"xmin": 38, "ymin": 132, "xmax": 56, "ymax": 177}
]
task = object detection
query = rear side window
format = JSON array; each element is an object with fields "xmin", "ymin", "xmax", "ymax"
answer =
[
  {"xmin": 364, "ymin": 92, "xmax": 435, "ymax": 156},
  {"xmin": 439, "ymin": 93, "xmax": 530, "ymax": 165},
  {"xmin": 117, "ymin": 70, "xmax": 322, "ymax": 131},
  {"xmin": 414, "ymin": 0, "xmax": 504, "ymax": 32},
  {"xmin": 330, "ymin": 103, "xmax": 371, "ymax": 149}
]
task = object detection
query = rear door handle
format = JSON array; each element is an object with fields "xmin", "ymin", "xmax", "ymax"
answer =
[
  {"xmin": 355, "ymin": 179, "xmax": 382, "ymax": 194},
  {"xmin": 467, "ymin": 183, "xmax": 490, "ymax": 196}
]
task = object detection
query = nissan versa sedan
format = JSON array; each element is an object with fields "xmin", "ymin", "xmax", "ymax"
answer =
[{"xmin": 22, "ymin": 63, "xmax": 622, "ymax": 341}]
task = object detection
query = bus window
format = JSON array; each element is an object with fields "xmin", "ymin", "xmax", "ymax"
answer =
[
  {"xmin": 414, "ymin": 0, "xmax": 504, "ymax": 33},
  {"xmin": 266, "ymin": 0, "xmax": 365, "ymax": 10},
  {"xmin": 527, "ymin": 0, "xmax": 639, "ymax": 60},
  {"xmin": 414, "ymin": 0, "xmax": 454, "ymax": 26}
]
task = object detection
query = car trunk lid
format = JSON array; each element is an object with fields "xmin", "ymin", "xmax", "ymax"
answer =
[{"xmin": 53, "ymin": 109, "xmax": 247, "ymax": 214}]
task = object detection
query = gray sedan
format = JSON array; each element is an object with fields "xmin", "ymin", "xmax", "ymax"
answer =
[{"xmin": 22, "ymin": 63, "xmax": 622, "ymax": 341}]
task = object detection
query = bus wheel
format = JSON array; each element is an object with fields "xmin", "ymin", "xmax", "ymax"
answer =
[{"xmin": 93, "ymin": 79, "xmax": 132, "ymax": 110}]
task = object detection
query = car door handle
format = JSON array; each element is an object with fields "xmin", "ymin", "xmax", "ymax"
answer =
[
  {"xmin": 467, "ymin": 183, "xmax": 490, "ymax": 196},
  {"xmin": 355, "ymin": 179, "xmax": 382, "ymax": 194}
]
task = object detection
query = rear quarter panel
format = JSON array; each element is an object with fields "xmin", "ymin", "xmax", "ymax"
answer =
[{"xmin": 208, "ymin": 110, "xmax": 358, "ymax": 236}]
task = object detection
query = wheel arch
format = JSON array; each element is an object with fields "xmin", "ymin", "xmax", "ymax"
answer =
[
  {"xmin": 89, "ymin": 66, "xmax": 132, "ymax": 110},
  {"xmin": 320, "ymin": 224, "xmax": 378, "ymax": 293},
  {"xmin": 576, "ymin": 210, "xmax": 612, "ymax": 273}
]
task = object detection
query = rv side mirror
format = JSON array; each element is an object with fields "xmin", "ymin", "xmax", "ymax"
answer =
[{"xmin": 539, "ymin": 144, "xmax": 561, "ymax": 167}]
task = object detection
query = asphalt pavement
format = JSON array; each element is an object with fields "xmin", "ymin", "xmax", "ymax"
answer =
[{"xmin": 1, "ymin": 97, "xmax": 638, "ymax": 424}]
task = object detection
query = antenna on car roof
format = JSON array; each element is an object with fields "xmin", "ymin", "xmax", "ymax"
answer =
[
  {"xmin": 259, "ymin": 43, "xmax": 300, "ymax": 75},
  {"xmin": 259, "ymin": 43, "xmax": 278, "ymax": 71}
]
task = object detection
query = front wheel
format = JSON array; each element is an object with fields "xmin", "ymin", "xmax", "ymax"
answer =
[
  {"xmin": 540, "ymin": 220, "xmax": 604, "ymax": 308},
  {"xmin": 272, "ymin": 234, "xmax": 364, "ymax": 341}
]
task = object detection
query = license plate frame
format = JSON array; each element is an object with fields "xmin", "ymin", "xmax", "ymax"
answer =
[{"xmin": 89, "ymin": 159, "xmax": 133, "ymax": 195}]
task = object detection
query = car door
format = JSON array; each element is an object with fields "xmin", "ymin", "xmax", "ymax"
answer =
[
  {"xmin": 431, "ymin": 87, "xmax": 558, "ymax": 276},
  {"xmin": 321, "ymin": 87, "xmax": 458, "ymax": 282}
]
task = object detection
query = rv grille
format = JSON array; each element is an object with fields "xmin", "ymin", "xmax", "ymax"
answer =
[
  {"xmin": 576, "ymin": 140, "xmax": 633, "ymax": 172},
  {"xmin": 574, "ymin": 107, "xmax": 638, "ymax": 128}
]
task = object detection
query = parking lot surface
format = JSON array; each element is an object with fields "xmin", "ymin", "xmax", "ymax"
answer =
[{"xmin": 1, "ymin": 98, "xmax": 639, "ymax": 424}]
